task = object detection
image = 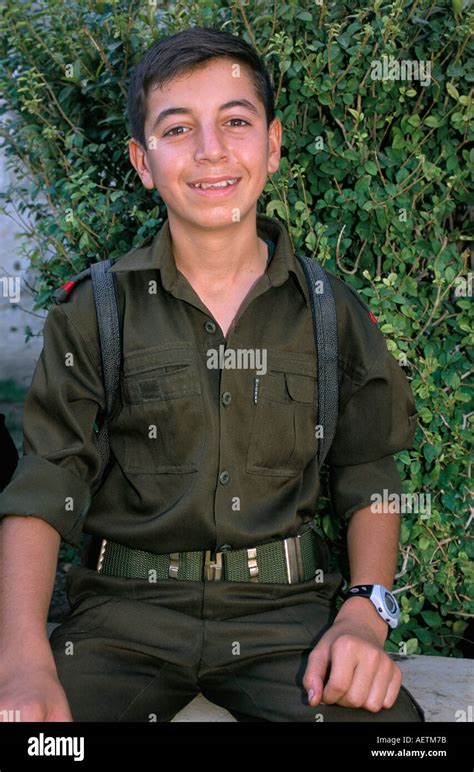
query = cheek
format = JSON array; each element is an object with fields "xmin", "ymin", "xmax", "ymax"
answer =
[
  {"xmin": 238, "ymin": 140, "xmax": 270, "ymax": 174},
  {"xmin": 148, "ymin": 152, "xmax": 185, "ymax": 189}
]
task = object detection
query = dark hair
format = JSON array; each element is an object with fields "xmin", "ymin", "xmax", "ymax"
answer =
[{"xmin": 127, "ymin": 26, "xmax": 276, "ymax": 148}]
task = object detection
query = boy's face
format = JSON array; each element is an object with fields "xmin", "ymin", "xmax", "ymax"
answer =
[{"xmin": 129, "ymin": 57, "xmax": 281, "ymax": 231}]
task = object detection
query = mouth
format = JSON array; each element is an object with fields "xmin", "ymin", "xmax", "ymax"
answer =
[{"xmin": 187, "ymin": 177, "xmax": 241, "ymax": 196}]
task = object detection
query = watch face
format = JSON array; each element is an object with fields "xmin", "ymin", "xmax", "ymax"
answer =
[{"xmin": 383, "ymin": 590, "xmax": 398, "ymax": 615}]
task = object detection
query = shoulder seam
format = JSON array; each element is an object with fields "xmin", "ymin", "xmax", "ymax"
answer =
[
  {"xmin": 52, "ymin": 301, "xmax": 102, "ymax": 374},
  {"xmin": 327, "ymin": 272, "xmax": 387, "ymax": 381}
]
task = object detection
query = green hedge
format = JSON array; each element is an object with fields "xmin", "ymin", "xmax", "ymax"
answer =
[{"xmin": 0, "ymin": 0, "xmax": 472, "ymax": 657}]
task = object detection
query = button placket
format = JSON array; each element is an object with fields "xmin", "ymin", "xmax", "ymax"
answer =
[{"xmin": 214, "ymin": 338, "xmax": 238, "ymax": 549}]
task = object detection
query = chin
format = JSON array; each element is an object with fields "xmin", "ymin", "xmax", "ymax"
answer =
[{"xmin": 190, "ymin": 212, "xmax": 243, "ymax": 228}]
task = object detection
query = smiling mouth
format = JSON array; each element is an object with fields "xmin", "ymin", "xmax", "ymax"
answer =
[{"xmin": 188, "ymin": 177, "xmax": 241, "ymax": 192}]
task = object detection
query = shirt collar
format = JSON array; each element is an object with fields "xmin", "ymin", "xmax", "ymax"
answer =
[{"xmin": 108, "ymin": 214, "xmax": 310, "ymax": 307}]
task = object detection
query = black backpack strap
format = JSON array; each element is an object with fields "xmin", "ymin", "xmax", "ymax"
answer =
[
  {"xmin": 90, "ymin": 259, "xmax": 122, "ymax": 482},
  {"xmin": 295, "ymin": 254, "xmax": 339, "ymax": 471}
]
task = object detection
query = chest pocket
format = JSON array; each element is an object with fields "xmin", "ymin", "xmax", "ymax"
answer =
[
  {"xmin": 118, "ymin": 346, "xmax": 205, "ymax": 474},
  {"xmin": 246, "ymin": 354, "xmax": 318, "ymax": 476}
]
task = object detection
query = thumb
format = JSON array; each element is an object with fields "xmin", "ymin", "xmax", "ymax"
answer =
[{"xmin": 305, "ymin": 638, "xmax": 331, "ymax": 706}]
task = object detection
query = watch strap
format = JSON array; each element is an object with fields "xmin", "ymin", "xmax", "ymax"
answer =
[{"xmin": 345, "ymin": 584, "xmax": 374, "ymax": 598}]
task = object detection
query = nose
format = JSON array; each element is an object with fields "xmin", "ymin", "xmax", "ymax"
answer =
[{"xmin": 194, "ymin": 122, "xmax": 229, "ymax": 163}]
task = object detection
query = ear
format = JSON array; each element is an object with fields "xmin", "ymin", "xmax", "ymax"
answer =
[
  {"xmin": 128, "ymin": 137, "xmax": 155, "ymax": 190},
  {"xmin": 267, "ymin": 117, "xmax": 282, "ymax": 176}
]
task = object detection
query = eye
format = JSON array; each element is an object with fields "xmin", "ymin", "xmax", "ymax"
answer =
[
  {"xmin": 163, "ymin": 119, "xmax": 250, "ymax": 137},
  {"xmin": 163, "ymin": 126, "xmax": 189, "ymax": 137},
  {"xmin": 227, "ymin": 119, "xmax": 250, "ymax": 127}
]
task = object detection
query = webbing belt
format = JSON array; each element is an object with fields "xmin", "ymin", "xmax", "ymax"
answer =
[{"xmin": 96, "ymin": 526, "xmax": 324, "ymax": 583}]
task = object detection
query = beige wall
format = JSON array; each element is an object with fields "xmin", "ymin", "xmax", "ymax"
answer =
[{"xmin": 0, "ymin": 143, "xmax": 44, "ymax": 388}]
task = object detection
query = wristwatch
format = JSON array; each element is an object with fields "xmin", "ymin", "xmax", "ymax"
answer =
[{"xmin": 343, "ymin": 584, "xmax": 400, "ymax": 629}]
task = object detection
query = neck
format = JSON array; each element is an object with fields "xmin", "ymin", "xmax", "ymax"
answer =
[{"xmin": 167, "ymin": 210, "xmax": 268, "ymax": 290}]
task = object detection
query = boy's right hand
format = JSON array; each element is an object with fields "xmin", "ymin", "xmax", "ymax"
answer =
[{"xmin": 0, "ymin": 667, "xmax": 73, "ymax": 722}]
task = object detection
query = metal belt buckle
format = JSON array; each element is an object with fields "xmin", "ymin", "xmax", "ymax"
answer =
[
  {"xmin": 204, "ymin": 550, "xmax": 223, "ymax": 580},
  {"xmin": 247, "ymin": 547, "xmax": 259, "ymax": 582},
  {"xmin": 169, "ymin": 552, "xmax": 180, "ymax": 579},
  {"xmin": 97, "ymin": 539, "xmax": 107, "ymax": 573},
  {"xmin": 283, "ymin": 534, "xmax": 304, "ymax": 584}
]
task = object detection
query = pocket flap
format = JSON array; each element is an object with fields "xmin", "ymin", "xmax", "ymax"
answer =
[
  {"xmin": 123, "ymin": 348, "xmax": 201, "ymax": 403},
  {"xmin": 285, "ymin": 372, "xmax": 315, "ymax": 403}
]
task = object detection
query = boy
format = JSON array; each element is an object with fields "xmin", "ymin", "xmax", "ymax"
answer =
[{"xmin": 0, "ymin": 26, "xmax": 424, "ymax": 722}]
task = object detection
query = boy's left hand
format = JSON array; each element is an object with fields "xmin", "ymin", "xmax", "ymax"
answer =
[{"xmin": 302, "ymin": 596, "xmax": 402, "ymax": 713}]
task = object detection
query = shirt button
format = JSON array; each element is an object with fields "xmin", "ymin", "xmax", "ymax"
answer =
[
  {"xmin": 219, "ymin": 470, "xmax": 230, "ymax": 485},
  {"xmin": 222, "ymin": 391, "xmax": 232, "ymax": 406},
  {"xmin": 205, "ymin": 320, "xmax": 217, "ymax": 334},
  {"xmin": 218, "ymin": 544, "xmax": 232, "ymax": 552}
]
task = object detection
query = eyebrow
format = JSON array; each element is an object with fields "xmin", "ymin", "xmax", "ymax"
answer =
[{"xmin": 151, "ymin": 99, "xmax": 260, "ymax": 132}]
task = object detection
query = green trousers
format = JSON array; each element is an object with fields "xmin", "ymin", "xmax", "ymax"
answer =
[{"xmin": 49, "ymin": 564, "xmax": 425, "ymax": 722}]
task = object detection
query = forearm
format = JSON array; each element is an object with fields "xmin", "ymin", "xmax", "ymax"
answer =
[
  {"xmin": 305, "ymin": 504, "xmax": 404, "ymax": 706},
  {"xmin": 334, "ymin": 503, "xmax": 400, "ymax": 644},
  {"xmin": 346, "ymin": 503, "xmax": 400, "ymax": 588},
  {"xmin": 0, "ymin": 515, "xmax": 60, "ymax": 665}
]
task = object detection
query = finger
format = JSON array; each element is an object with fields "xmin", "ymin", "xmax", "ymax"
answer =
[
  {"xmin": 321, "ymin": 635, "xmax": 360, "ymax": 705},
  {"xmin": 347, "ymin": 657, "xmax": 394, "ymax": 712},
  {"xmin": 334, "ymin": 656, "xmax": 377, "ymax": 709},
  {"xmin": 382, "ymin": 667, "xmax": 403, "ymax": 710},
  {"xmin": 304, "ymin": 640, "xmax": 331, "ymax": 706}
]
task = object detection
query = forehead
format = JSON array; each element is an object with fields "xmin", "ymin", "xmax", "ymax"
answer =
[{"xmin": 145, "ymin": 57, "xmax": 262, "ymax": 118}]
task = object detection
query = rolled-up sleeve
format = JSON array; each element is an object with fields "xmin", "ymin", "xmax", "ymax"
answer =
[
  {"xmin": 326, "ymin": 345, "xmax": 418, "ymax": 520},
  {"xmin": 0, "ymin": 301, "xmax": 104, "ymax": 547}
]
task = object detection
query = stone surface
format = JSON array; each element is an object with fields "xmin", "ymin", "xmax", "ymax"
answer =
[
  {"xmin": 0, "ymin": 141, "xmax": 44, "ymax": 388},
  {"xmin": 391, "ymin": 653, "xmax": 473, "ymax": 723},
  {"xmin": 46, "ymin": 624, "xmax": 472, "ymax": 722}
]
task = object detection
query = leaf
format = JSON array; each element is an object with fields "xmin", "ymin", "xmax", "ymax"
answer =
[
  {"xmin": 405, "ymin": 638, "xmax": 419, "ymax": 654},
  {"xmin": 392, "ymin": 132, "xmax": 405, "ymax": 150},
  {"xmin": 408, "ymin": 114, "xmax": 421, "ymax": 127},
  {"xmin": 423, "ymin": 444, "xmax": 437, "ymax": 464},
  {"xmin": 364, "ymin": 160, "xmax": 378, "ymax": 175},
  {"xmin": 418, "ymin": 407, "xmax": 433, "ymax": 423},
  {"xmin": 397, "ymin": 451, "xmax": 411, "ymax": 465},
  {"xmin": 419, "ymin": 535, "xmax": 432, "ymax": 551},
  {"xmin": 421, "ymin": 611, "xmax": 443, "ymax": 629},
  {"xmin": 452, "ymin": 620, "xmax": 468, "ymax": 635},
  {"xmin": 347, "ymin": 108, "xmax": 361, "ymax": 121},
  {"xmin": 266, "ymin": 200, "xmax": 287, "ymax": 219},
  {"xmin": 446, "ymin": 82, "xmax": 460, "ymax": 100},
  {"xmin": 414, "ymin": 627, "xmax": 434, "ymax": 644}
]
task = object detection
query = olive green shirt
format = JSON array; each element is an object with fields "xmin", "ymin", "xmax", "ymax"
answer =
[{"xmin": 0, "ymin": 215, "xmax": 417, "ymax": 551}]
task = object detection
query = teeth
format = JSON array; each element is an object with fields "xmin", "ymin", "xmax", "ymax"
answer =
[{"xmin": 192, "ymin": 178, "xmax": 238, "ymax": 189}]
